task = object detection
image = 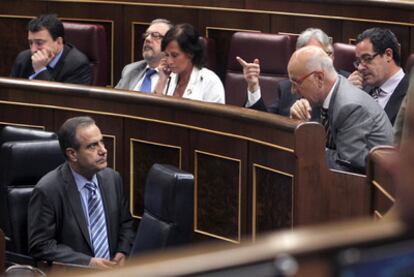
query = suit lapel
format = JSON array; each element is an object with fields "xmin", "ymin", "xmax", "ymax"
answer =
[
  {"xmin": 61, "ymin": 163, "xmax": 93, "ymax": 251},
  {"xmin": 50, "ymin": 44, "xmax": 71, "ymax": 79},
  {"xmin": 327, "ymin": 76, "xmax": 342, "ymax": 139},
  {"xmin": 384, "ymin": 74, "xmax": 408, "ymax": 122},
  {"xmin": 129, "ymin": 62, "xmax": 148, "ymax": 90}
]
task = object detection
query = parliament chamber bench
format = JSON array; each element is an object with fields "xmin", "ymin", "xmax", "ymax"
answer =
[
  {"xmin": 367, "ymin": 146, "xmax": 399, "ymax": 220},
  {"xmin": 3, "ymin": 0, "xmax": 414, "ymax": 90},
  {"xmin": 0, "ymin": 77, "xmax": 371, "ymax": 245}
]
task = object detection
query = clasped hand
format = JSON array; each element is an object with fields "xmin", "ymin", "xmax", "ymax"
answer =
[{"xmin": 31, "ymin": 48, "xmax": 55, "ymax": 72}]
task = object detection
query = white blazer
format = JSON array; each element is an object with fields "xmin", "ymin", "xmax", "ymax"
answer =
[{"xmin": 164, "ymin": 67, "xmax": 225, "ymax": 104}]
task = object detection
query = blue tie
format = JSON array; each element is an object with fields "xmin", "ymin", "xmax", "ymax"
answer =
[
  {"xmin": 139, "ymin": 68, "xmax": 157, "ymax": 93},
  {"xmin": 85, "ymin": 182, "xmax": 110, "ymax": 259}
]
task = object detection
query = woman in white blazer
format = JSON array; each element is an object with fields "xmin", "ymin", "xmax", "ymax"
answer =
[{"xmin": 155, "ymin": 23, "xmax": 225, "ymax": 104}]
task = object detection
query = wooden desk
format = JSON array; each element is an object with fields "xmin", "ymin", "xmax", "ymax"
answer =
[{"xmin": 0, "ymin": 78, "xmax": 370, "ymax": 244}]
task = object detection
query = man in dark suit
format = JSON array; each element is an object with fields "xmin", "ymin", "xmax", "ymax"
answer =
[
  {"xmin": 348, "ymin": 27, "xmax": 407, "ymax": 125},
  {"xmin": 237, "ymin": 28, "xmax": 350, "ymax": 116},
  {"xmin": 115, "ymin": 19, "xmax": 172, "ymax": 91},
  {"xmin": 28, "ymin": 116, "xmax": 135, "ymax": 268},
  {"xmin": 10, "ymin": 14, "xmax": 92, "ymax": 85},
  {"xmin": 289, "ymin": 46, "xmax": 393, "ymax": 172}
]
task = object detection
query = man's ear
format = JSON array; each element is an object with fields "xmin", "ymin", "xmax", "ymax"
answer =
[
  {"xmin": 316, "ymin": 71, "xmax": 325, "ymax": 88},
  {"xmin": 66, "ymin": 148, "xmax": 77, "ymax": 162},
  {"xmin": 56, "ymin": 36, "xmax": 64, "ymax": 47},
  {"xmin": 385, "ymin": 48, "xmax": 393, "ymax": 62}
]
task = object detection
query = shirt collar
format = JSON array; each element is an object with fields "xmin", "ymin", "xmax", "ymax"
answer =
[
  {"xmin": 48, "ymin": 48, "xmax": 64, "ymax": 69},
  {"xmin": 69, "ymin": 165, "xmax": 98, "ymax": 192},
  {"xmin": 145, "ymin": 65, "xmax": 159, "ymax": 73},
  {"xmin": 380, "ymin": 68, "xmax": 404, "ymax": 95},
  {"xmin": 322, "ymin": 76, "xmax": 339, "ymax": 109}
]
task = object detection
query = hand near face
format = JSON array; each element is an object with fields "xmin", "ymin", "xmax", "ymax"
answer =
[
  {"xmin": 31, "ymin": 48, "xmax": 55, "ymax": 72},
  {"xmin": 348, "ymin": 70, "xmax": 364, "ymax": 89},
  {"xmin": 236, "ymin": 56, "xmax": 260, "ymax": 93},
  {"xmin": 290, "ymin": 98, "xmax": 312, "ymax": 120},
  {"xmin": 157, "ymin": 55, "xmax": 172, "ymax": 79}
]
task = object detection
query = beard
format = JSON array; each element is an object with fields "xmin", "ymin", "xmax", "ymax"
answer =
[{"xmin": 143, "ymin": 44, "xmax": 155, "ymax": 58}]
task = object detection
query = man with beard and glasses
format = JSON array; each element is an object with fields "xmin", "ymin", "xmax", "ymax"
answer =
[{"xmin": 115, "ymin": 19, "xmax": 173, "ymax": 92}]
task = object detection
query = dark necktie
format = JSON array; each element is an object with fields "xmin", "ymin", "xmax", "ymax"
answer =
[
  {"xmin": 139, "ymin": 68, "xmax": 157, "ymax": 93},
  {"xmin": 85, "ymin": 182, "xmax": 110, "ymax": 259},
  {"xmin": 370, "ymin": 87, "xmax": 384, "ymax": 101},
  {"xmin": 320, "ymin": 107, "xmax": 335, "ymax": 149}
]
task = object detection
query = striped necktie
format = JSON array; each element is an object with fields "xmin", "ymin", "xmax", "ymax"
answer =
[
  {"xmin": 85, "ymin": 182, "xmax": 110, "ymax": 259},
  {"xmin": 139, "ymin": 68, "xmax": 157, "ymax": 93},
  {"xmin": 320, "ymin": 107, "xmax": 335, "ymax": 149}
]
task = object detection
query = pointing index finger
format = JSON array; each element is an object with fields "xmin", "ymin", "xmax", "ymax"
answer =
[{"xmin": 236, "ymin": 56, "xmax": 248, "ymax": 67}]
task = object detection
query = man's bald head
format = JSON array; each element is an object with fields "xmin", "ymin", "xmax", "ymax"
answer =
[
  {"xmin": 288, "ymin": 46, "xmax": 337, "ymax": 105},
  {"xmin": 289, "ymin": 46, "xmax": 335, "ymax": 75}
]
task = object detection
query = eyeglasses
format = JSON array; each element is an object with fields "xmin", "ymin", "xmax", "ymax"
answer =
[
  {"xmin": 290, "ymin": 71, "xmax": 321, "ymax": 88},
  {"xmin": 142, "ymin": 32, "xmax": 164, "ymax": 40},
  {"xmin": 353, "ymin": 52, "xmax": 380, "ymax": 68}
]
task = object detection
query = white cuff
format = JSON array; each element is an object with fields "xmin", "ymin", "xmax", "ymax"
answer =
[{"xmin": 245, "ymin": 88, "xmax": 261, "ymax": 107}]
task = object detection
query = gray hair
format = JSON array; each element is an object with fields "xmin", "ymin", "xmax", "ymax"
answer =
[
  {"xmin": 150, "ymin": 18, "xmax": 173, "ymax": 30},
  {"xmin": 296, "ymin": 28, "xmax": 333, "ymax": 52}
]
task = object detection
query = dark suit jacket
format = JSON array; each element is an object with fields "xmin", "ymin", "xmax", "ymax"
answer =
[
  {"xmin": 249, "ymin": 69, "xmax": 350, "ymax": 116},
  {"xmin": 373, "ymin": 73, "xmax": 408, "ymax": 125},
  {"xmin": 28, "ymin": 162, "xmax": 135, "ymax": 265},
  {"xmin": 10, "ymin": 43, "xmax": 92, "ymax": 85}
]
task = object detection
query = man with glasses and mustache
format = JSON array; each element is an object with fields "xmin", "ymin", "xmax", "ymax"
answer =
[
  {"xmin": 288, "ymin": 46, "xmax": 392, "ymax": 173},
  {"xmin": 116, "ymin": 19, "xmax": 173, "ymax": 92}
]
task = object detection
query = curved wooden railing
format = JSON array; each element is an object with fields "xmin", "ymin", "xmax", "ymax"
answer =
[{"xmin": 0, "ymin": 77, "xmax": 370, "ymax": 244}]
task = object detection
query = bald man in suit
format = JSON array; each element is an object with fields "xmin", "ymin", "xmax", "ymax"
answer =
[{"xmin": 289, "ymin": 46, "xmax": 393, "ymax": 172}]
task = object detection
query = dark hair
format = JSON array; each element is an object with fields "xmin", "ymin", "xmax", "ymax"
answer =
[
  {"xmin": 356, "ymin": 27, "xmax": 401, "ymax": 66},
  {"xmin": 161, "ymin": 23, "xmax": 206, "ymax": 68},
  {"xmin": 28, "ymin": 14, "xmax": 64, "ymax": 41},
  {"xmin": 58, "ymin": 116, "xmax": 95, "ymax": 158}
]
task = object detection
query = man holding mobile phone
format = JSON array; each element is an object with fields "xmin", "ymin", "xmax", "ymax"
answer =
[{"xmin": 116, "ymin": 19, "xmax": 173, "ymax": 93}]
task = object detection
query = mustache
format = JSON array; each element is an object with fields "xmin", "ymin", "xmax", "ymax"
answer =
[{"xmin": 143, "ymin": 44, "xmax": 154, "ymax": 51}]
